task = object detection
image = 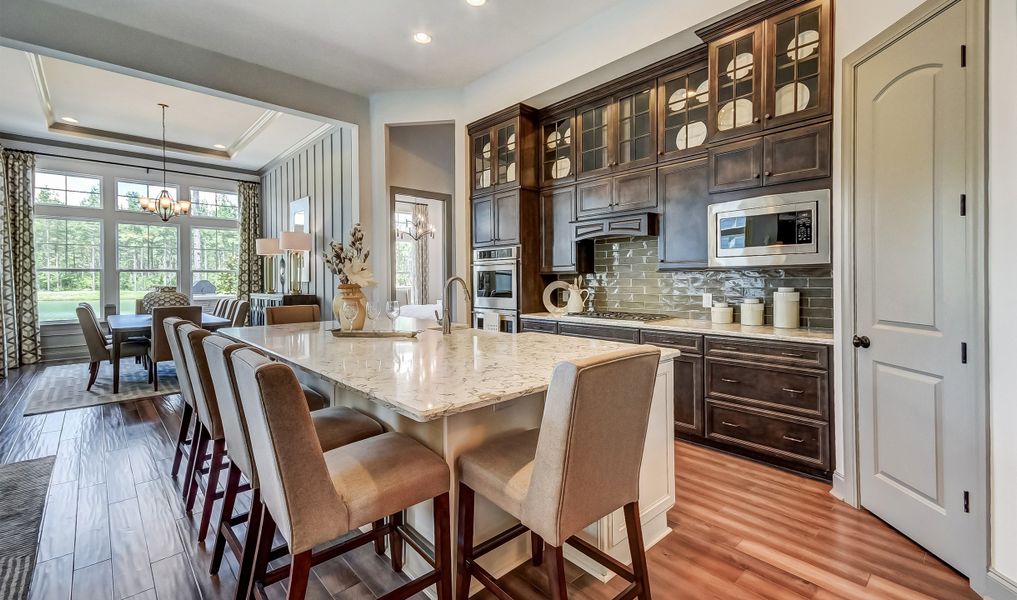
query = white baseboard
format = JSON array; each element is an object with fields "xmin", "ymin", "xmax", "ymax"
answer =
[{"xmin": 985, "ymin": 569, "xmax": 1017, "ymax": 600}]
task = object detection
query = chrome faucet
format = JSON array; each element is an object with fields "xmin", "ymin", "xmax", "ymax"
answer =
[{"xmin": 435, "ymin": 276, "xmax": 472, "ymax": 334}]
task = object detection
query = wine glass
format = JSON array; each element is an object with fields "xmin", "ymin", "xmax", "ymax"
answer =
[
  {"xmin": 385, "ymin": 300, "xmax": 401, "ymax": 330},
  {"xmin": 365, "ymin": 302, "xmax": 381, "ymax": 331},
  {"xmin": 341, "ymin": 301, "xmax": 360, "ymax": 331}
]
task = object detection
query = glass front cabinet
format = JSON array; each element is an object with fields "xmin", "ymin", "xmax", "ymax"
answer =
[
  {"xmin": 541, "ymin": 112, "xmax": 576, "ymax": 186},
  {"xmin": 576, "ymin": 82, "xmax": 657, "ymax": 179},
  {"xmin": 708, "ymin": 24, "xmax": 763, "ymax": 141},
  {"xmin": 470, "ymin": 107, "xmax": 538, "ymax": 196},
  {"xmin": 658, "ymin": 62, "xmax": 710, "ymax": 161}
]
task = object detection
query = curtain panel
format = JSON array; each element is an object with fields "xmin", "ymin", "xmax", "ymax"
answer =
[
  {"xmin": 0, "ymin": 148, "xmax": 41, "ymax": 374},
  {"xmin": 237, "ymin": 181, "xmax": 262, "ymax": 301},
  {"xmin": 413, "ymin": 204, "xmax": 429, "ymax": 305}
]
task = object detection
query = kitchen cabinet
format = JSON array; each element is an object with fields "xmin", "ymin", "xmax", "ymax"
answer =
[
  {"xmin": 541, "ymin": 112, "xmax": 576, "ymax": 186},
  {"xmin": 472, "ymin": 195, "xmax": 494, "ymax": 247},
  {"xmin": 519, "ymin": 318, "xmax": 558, "ymax": 334},
  {"xmin": 577, "ymin": 100, "xmax": 613, "ymax": 179},
  {"xmin": 576, "ymin": 82, "xmax": 657, "ymax": 179},
  {"xmin": 639, "ymin": 330, "xmax": 705, "ymax": 437},
  {"xmin": 708, "ymin": 137, "xmax": 763, "ymax": 193},
  {"xmin": 540, "ymin": 186, "xmax": 592, "ymax": 274},
  {"xmin": 472, "ymin": 189, "xmax": 536, "ymax": 248},
  {"xmin": 708, "ymin": 24, "xmax": 764, "ymax": 142},
  {"xmin": 763, "ymin": 0, "xmax": 833, "ymax": 129},
  {"xmin": 658, "ymin": 157, "xmax": 711, "ymax": 268},
  {"xmin": 573, "ymin": 213, "xmax": 656, "ymax": 242},
  {"xmin": 708, "ymin": 121, "xmax": 831, "ymax": 192},
  {"xmin": 470, "ymin": 105, "xmax": 539, "ymax": 195},
  {"xmin": 658, "ymin": 63, "xmax": 711, "ymax": 161},
  {"xmin": 575, "ymin": 168, "xmax": 657, "ymax": 220}
]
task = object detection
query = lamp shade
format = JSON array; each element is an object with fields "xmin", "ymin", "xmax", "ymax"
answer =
[
  {"xmin": 255, "ymin": 237, "xmax": 281, "ymax": 255},
  {"xmin": 279, "ymin": 231, "xmax": 312, "ymax": 252}
]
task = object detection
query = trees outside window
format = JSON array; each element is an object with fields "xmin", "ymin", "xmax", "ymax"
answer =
[
  {"xmin": 191, "ymin": 227, "xmax": 239, "ymax": 295},
  {"xmin": 34, "ymin": 217, "xmax": 103, "ymax": 321}
]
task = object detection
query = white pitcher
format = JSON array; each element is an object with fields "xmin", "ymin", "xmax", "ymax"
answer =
[{"xmin": 564, "ymin": 286, "xmax": 590, "ymax": 313}]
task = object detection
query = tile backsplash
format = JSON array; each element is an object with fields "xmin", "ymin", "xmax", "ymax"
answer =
[{"xmin": 561, "ymin": 237, "xmax": 833, "ymax": 330}]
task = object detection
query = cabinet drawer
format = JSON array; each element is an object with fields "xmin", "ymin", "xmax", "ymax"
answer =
[
  {"xmin": 706, "ymin": 400, "xmax": 828, "ymax": 469},
  {"xmin": 705, "ymin": 337, "xmax": 829, "ymax": 370},
  {"xmin": 558, "ymin": 322, "xmax": 639, "ymax": 343},
  {"xmin": 705, "ymin": 358, "xmax": 827, "ymax": 419},
  {"xmin": 639, "ymin": 330, "xmax": 703, "ymax": 354},
  {"xmin": 519, "ymin": 319, "xmax": 558, "ymax": 334}
]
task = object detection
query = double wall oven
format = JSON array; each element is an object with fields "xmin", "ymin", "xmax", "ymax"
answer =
[{"xmin": 472, "ymin": 246, "xmax": 520, "ymax": 333}]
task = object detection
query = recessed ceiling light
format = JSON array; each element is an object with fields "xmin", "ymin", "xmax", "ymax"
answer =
[
  {"xmin": 466, "ymin": 0, "xmax": 486, "ymax": 5},
  {"xmin": 413, "ymin": 32, "xmax": 432, "ymax": 45},
  {"xmin": 213, "ymin": 144, "xmax": 227, "ymax": 150},
  {"xmin": 60, "ymin": 116, "xmax": 79, "ymax": 124}
]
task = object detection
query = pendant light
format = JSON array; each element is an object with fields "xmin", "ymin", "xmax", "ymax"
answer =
[{"xmin": 139, "ymin": 103, "xmax": 191, "ymax": 221}]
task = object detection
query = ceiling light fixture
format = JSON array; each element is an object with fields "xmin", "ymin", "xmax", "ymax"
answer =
[
  {"xmin": 60, "ymin": 116, "xmax": 79, "ymax": 124},
  {"xmin": 139, "ymin": 104, "xmax": 191, "ymax": 222},
  {"xmin": 413, "ymin": 32, "xmax": 432, "ymax": 44},
  {"xmin": 466, "ymin": 0, "xmax": 487, "ymax": 6},
  {"xmin": 213, "ymin": 143, "xmax": 227, "ymax": 150}
]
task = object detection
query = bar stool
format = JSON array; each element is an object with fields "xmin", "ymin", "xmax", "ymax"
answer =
[
  {"xmin": 201, "ymin": 334, "xmax": 384, "ymax": 596},
  {"xmin": 163, "ymin": 317, "xmax": 200, "ymax": 484},
  {"xmin": 455, "ymin": 346, "xmax": 661, "ymax": 600},
  {"xmin": 231, "ymin": 349, "xmax": 453, "ymax": 600}
]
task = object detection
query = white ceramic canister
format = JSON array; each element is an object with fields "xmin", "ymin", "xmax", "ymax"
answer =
[
  {"xmin": 740, "ymin": 298, "xmax": 764, "ymax": 326},
  {"xmin": 711, "ymin": 301, "xmax": 734, "ymax": 324},
  {"xmin": 773, "ymin": 287, "xmax": 801, "ymax": 329}
]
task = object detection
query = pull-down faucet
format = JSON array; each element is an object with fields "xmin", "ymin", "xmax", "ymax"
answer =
[{"xmin": 435, "ymin": 276, "xmax": 473, "ymax": 334}]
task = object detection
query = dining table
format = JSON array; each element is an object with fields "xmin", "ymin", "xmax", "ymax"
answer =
[{"xmin": 106, "ymin": 312, "xmax": 232, "ymax": 393}]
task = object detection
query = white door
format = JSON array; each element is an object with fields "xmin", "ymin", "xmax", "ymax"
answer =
[{"xmin": 853, "ymin": 0, "xmax": 977, "ymax": 576}]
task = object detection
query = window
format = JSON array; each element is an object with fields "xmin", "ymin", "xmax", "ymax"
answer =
[
  {"xmin": 34, "ymin": 171, "xmax": 102, "ymax": 208},
  {"xmin": 393, "ymin": 212, "xmax": 416, "ymax": 290},
  {"xmin": 117, "ymin": 223, "xmax": 178, "ymax": 314},
  {"xmin": 190, "ymin": 188, "xmax": 239, "ymax": 219},
  {"xmin": 191, "ymin": 227, "xmax": 239, "ymax": 296},
  {"xmin": 116, "ymin": 180, "xmax": 177, "ymax": 212},
  {"xmin": 34, "ymin": 217, "xmax": 102, "ymax": 322}
]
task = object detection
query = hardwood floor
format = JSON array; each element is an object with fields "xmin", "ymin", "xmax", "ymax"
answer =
[{"xmin": 0, "ymin": 363, "xmax": 979, "ymax": 600}]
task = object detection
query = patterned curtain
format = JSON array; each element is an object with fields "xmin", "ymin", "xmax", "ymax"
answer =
[
  {"xmin": 413, "ymin": 204, "xmax": 429, "ymax": 305},
  {"xmin": 0, "ymin": 148, "xmax": 41, "ymax": 374},
  {"xmin": 236, "ymin": 181, "xmax": 262, "ymax": 301}
]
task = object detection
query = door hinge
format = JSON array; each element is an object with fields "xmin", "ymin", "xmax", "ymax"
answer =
[
  {"xmin": 961, "ymin": 45, "xmax": 967, "ymax": 67},
  {"xmin": 964, "ymin": 491, "xmax": 970, "ymax": 513},
  {"xmin": 961, "ymin": 342, "xmax": 968, "ymax": 364},
  {"xmin": 960, "ymin": 194, "xmax": 967, "ymax": 216}
]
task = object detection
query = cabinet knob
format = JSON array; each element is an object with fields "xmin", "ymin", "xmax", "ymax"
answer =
[
  {"xmin": 764, "ymin": 171, "xmax": 772, "ymax": 177},
  {"xmin": 753, "ymin": 173, "xmax": 761, "ymax": 179},
  {"xmin": 764, "ymin": 113, "xmax": 771, "ymax": 120},
  {"xmin": 658, "ymin": 151, "xmax": 665, "ymax": 156},
  {"xmin": 753, "ymin": 116, "xmax": 761, "ymax": 123}
]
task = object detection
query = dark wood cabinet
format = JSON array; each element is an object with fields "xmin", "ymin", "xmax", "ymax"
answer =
[
  {"xmin": 575, "ymin": 168, "xmax": 657, "ymax": 220},
  {"xmin": 472, "ymin": 195, "xmax": 494, "ymax": 247},
  {"xmin": 658, "ymin": 62, "xmax": 711, "ymax": 161},
  {"xmin": 470, "ymin": 105, "xmax": 539, "ymax": 195},
  {"xmin": 762, "ymin": 121, "xmax": 831, "ymax": 185},
  {"xmin": 540, "ymin": 186, "xmax": 591, "ymax": 274},
  {"xmin": 519, "ymin": 318, "xmax": 558, "ymax": 334},
  {"xmin": 576, "ymin": 100, "xmax": 613, "ymax": 179},
  {"xmin": 674, "ymin": 354, "xmax": 704, "ymax": 436},
  {"xmin": 472, "ymin": 189, "xmax": 535, "ymax": 248},
  {"xmin": 573, "ymin": 213, "xmax": 656, "ymax": 241},
  {"xmin": 763, "ymin": 0, "xmax": 833, "ymax": 129},
  {"xmin": 658, "ymin": 157, "xmax": 711, "ymax": 268},
  {"xmin": 493, "ymin": 190, "xmax": 520, "ymax": 245},
  {"xmin": 541, "ymin": 112, "xmax": 576, "ymax": 186},
  {"xmin": 708, "ymin": 24, "xmax": 764, "ymax": 142},
  {"xmin": 708, "ymin": 137, "xmax": 763, "ymax": 192},
  {"xmin": 705, "ymin": 399, "xmax": 829, "ymax": 470},
  {"xmin": 576, "ymin": 83, "xmax": 657, "ymax": 179},
  {"xmin": 558, "ymin": 322, "xmax": 640, "ymax": 343},
  {"xmin": 575, "ymin": 177, "xmax": 614, "ymax": 218}
]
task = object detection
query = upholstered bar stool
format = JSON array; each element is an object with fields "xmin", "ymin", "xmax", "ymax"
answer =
[
  {"xmin": 163, "ymin": 316, "xmax": 201, "ymax": 484},
  {"xmin": 150, "ymin": 305, "xmax": 202, "ymax": 390},
  {"xmin": 231, "ymin": 349, "xmax": 454, "ymax": 600},
  {"xmin": 455, "ymin": 346, "xmax": 661, "ymax": 600},
  {"xmin": 201, "ymin": 334, "xmax": 384, "ymax": 596},
  {"xmin": 264, "ymin": 304, "xmax": 320, "ymax": 325}
]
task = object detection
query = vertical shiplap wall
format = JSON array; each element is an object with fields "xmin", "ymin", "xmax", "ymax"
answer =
[{"xmin": 260, "ymin": 127, "xmax": 356, "ymax": 316}]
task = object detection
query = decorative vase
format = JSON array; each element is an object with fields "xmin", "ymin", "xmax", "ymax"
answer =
[{"xmin": 334, "ymin": 284, "xmax": 367, "ymax": 330}]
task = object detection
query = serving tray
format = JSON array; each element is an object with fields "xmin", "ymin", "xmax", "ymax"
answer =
[{"xmin": 328, "ymin": 329, "xmax": 420, "ymax": 339}]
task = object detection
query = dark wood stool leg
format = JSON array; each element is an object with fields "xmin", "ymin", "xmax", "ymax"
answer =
[
  {"xmin": 433, "ymin": 493, "xmax": 452, "ymax": 600},
  {"xmin": 210, "ymin": 463, "xmax": 242, "ymax": 573},
  {"xmin": 170, "ymin": 403, "xmax": 194, "ymax": 479},
  {"xmin": 530, "ymin": 531, "xmax": 544, "ymax": 566},
  {"xmin": 185, "ymin": 424, "xmax": 209, "ymax": 510},
  {"xmin": 198, "ymin": 439, "xmax": 227, "ymax": 541},
  {"xmin": 249, "ymin": 504, "xmax": 277, "ymax": 600},
  {"xmin": 86, "ymin": 362, "xmax": 99, "ymax": 391},
  {"xmin": 545, "ymin": 543, "xmax": 569, "ymax": 600},
  {"xmin": 389, "ymin": 511, "xmax": 404, "ymax": 572},
  {"xmin": 373, "ymin": 519, "xmax": 386, "ymax": 555},
  {"xmin": 624, "ymin": 502, "xmax": 651, "ymax": 600},
  {"xmin": 234, "ymin": 490, "xmax": 263, "ymax": 600},
  {"xmin": 454, "ymin": 482, "xmax": 475, "ymax": 600},
  {"xmin": 287, "ymin": 550, "xmax": 312, "ymax": 600}
]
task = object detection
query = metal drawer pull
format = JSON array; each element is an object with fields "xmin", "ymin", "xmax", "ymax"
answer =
[
  {"xmin": 782, "ymin": 387, "xmax": 804, "ymax": 394},
  {"xmin": 781, "ymin": 352, "xmax": 803, "ymax": 358},
  {"xmin": 721, "ymin": 421, "xmax": 742, "ymax": 428},
  {"xmin": 721, "ymin": 378, "xmax": 740, "ymax": 384},
  {"xmin": 717, "ymin": 346, "xmax": 738, "ymax": 351},
  {"xmin": 783, "ymin": 434, "xmax": 805, "ymax": 443}
]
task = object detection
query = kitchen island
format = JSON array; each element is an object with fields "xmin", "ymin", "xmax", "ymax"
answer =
[{"xmin": 219, "ymin": 319, "xmax": 678, "ymax": 594}]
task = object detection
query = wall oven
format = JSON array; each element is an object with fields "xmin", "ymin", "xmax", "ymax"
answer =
[
  {"xmin": 472, "ymin": 246, "xmax": 519, "ymax": 312},
  {"xmin": 708, "ymin": 190, "xmax": 831, "ymax": 268}
]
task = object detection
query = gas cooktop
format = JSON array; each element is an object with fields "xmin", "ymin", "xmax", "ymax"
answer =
[{"xmin": 567, "ymin": 311, "xmax": 671, "ymax": 322}]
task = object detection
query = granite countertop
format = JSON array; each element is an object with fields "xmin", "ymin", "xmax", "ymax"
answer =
[
  {"xmin": 218, "ymin": 318, "xmax": 679, "ymax": 423},
  {"xmin": 521, "ymin": 312, "xmax": 835, "ymax": 346}
]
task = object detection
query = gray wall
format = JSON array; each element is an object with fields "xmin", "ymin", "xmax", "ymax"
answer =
[
  {"xmin": 260, "ymin": 128, "xmax": 357, "ymax": 316},
  {"xmin": 386, "ymin": 124, "xmax": 455, "ymax": 196}
]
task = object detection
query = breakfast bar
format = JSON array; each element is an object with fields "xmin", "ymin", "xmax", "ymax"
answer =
[{"xmin": 219, "ymin": 319, "xmax": 678, "ymax": 593}]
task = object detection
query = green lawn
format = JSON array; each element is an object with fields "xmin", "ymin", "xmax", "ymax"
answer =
[{"xmin": 38, "ymin": 290, "xmax": 147, "ymax": 322}]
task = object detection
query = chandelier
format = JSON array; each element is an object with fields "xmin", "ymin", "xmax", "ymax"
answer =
[
  {"xmin": 395, "ymin": 209, "xmax": 435, "ymax": 241},
  {"xmin": 139, "ymin": 104, "xmax": 191, "ymax": 222}
]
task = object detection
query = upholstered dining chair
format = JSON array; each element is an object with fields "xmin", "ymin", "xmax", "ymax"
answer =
[
  {"xmin": 229, "ymin": 300, "xmax": 250, "ymax": 327},
  {"xmin": 202, "ymin": 334, "xmax": 385, "ymax": 596},
  {"xmin": 231, "ymin": 349, "xmax": 453, "ymax": 600},
  {"xmin": 76, "ymin": 305, "xmax": 149, "ymax": 391},
  {"xmin": 148, "ymin": 305, "xmax": 201, "ymax": 390},
  {"xmin": 455, "ymin": 346, "xmax": 661, "ymax": 600},
  {"xmin": 264, "ymin": 304, "xmax": 320, "ymax": 325},
  {"xmin": 213, "ymin": 298, "xmax": 230, "ymax": 318},
  {"xmin": 162, "ymin": 317, "xmax": 200, "ymax": 486}
]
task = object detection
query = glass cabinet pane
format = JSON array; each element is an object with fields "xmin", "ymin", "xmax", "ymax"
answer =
[
  {"xmin": 773, "ymin": 8, "xmax": 821, "ymax": 117},
  {"xmin": 580, "ymin": 105, "xmax": 609, "ymax": 173},
  {"xmin": 617, "ymin": 89, "xmax": 653, "ymax": 164},
  {"xmin": 496, "ymin": 123, "xmax": 517, "ymax": 185},
  {"xmin": 473, "ymin": 132, "xmax": 492, "ymax": 190},
  {"xmin": 716, "ymin": 32, "xmax": 756, "ymax": 132},
  {"xmin": 543, "ymin": 118, "xmax": 573, "ymax": 180},
  {"xmin": 663, "ymin": 67, "xmax": 709, "ymax": 154}
]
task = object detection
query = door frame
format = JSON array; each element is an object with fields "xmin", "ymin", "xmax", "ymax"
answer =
[
  {"xmin": 389, "ymin": 185, "xmax": 456, "ymax": 309},
  {"xmin": 838, "ymin": 0, "xmax": 988, "ymax": 588}
]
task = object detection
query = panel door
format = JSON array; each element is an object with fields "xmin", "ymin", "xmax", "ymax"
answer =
[
  {"xmin": 658, "ymin": 157, "xmax": 711, "ymax": 268},
  {"xmin": 763, "ymin": 0, "xmax": 833, "ymax": 129},
  {"xmin": 709, "ymin": 24, "xmax": 763, "ymax": 142},
  {"xmin": 674, "ymin": 354, "xmax": 704, "ymax": 436},
  {"xmin": 540, "ymin": 186, "xmax": 577, "ymax": 272},
  {"xmin": 492, "ymin": 190, "xmax": 520, "ymax": 245},
  {"xmin": 575, "ymin": 177, "xmax": 614, "ymax": 219},
  {"xmin": 612, "ymin": 168, "xmax": 657, "ymax": 213},
  {"xmin": 763, "ymin": 122, "xmax": 832, "ymax": 185},
  {"xmin": 708, "ymin": 137, "xmax": 763, "ymax": 193},
  {"xmin": 853, "ymin": 0, "xmax": 976, "ymax": 576},
  {"xmin": 471, "ymin": 195, "xmax": 494, "ymax": 247}
]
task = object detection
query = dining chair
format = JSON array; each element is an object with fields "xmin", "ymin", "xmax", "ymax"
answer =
[
  {"xmin": 148, "ymin": 305, "xmax": 201, "ymax": 390},
  {"xmin": 162, "ymin": 316, "xmax": 200, "ymax": 486},
  {"xmin": 264, "ymin": 304, "xmax": 320, "ymax": 325},
  {"xmin": 202, "ymin": 334, "xmax": 385, "ymax": 596},
  {"xmin": 230, "ymin": 300, "xmax": 250, "ymax": 327},
  {"xmin": 232, "ymin": 349, "xmax": 453, "ymax": 600},
  {"xmin": 76, "ymin": 305, "xmax": 149, "ymax": 391},
  {"xmin": 455, "ymin": 346, "xmax": 660, "ymax": 600},
  {"xmin": 213, "ymin": 298, "xmax": 230, "ymax": 317}
]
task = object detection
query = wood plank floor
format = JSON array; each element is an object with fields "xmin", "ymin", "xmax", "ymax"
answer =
[{"xmin": 0, "ymin": 363, "xmax": 980, "ymax": 600}]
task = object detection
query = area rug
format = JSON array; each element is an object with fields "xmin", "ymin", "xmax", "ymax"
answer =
[
  {"xmin": 22, "ymin": 361, "xmax": 180, "ymax": 416},
  {"xmin": 0, "ymin": 456, "xmax": 55, "ymax": 600}
]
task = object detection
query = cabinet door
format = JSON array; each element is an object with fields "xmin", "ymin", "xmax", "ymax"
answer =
[
  {"xmin": 575, "ymin": 177, "xmax": 614, "ymax": 219},
  {"xmin": 613, "ymin": 168, "xmax": 657, "ymax": 213},
  {"xmin": 472, "ymin": 195, "xmax": 494, "ymax": 247},
  {"xmin": 541, "ymin": 114, "xmax": 575, "ymax": 185},
  {"xmin": 614, "ymin": 83, "xmax": 656, "ymax": 171},
  {"xmin": 540, "ymin": 187, "xmax": 577, "ymax": 272},
  {"xmin": 763, "ymin": 122, "xmax": 831, "ymax": 185},
  {"xmin": 659, "ymin": 64, "xmax": 711, "ymax": 161},
  {"xmin": 494, "ymin": 120, "xmax": 518, "ymax": 188},
  {"xmin": 709, "ymin": 24, "xmax": 763, "ymax": 141},
  {"xmin": 709, "ymin": 137, "xmax": 763, "ymax": 193},
  {"xmin": 492, "ymin": 190, "xmax": 520, "ymax": 245},
  {"xmin": 764, "ymin": 0, "xmax": 832, "ymax": 129},
  {"xmin": 674, "ymin": 354, "xmax": 704, "ymax": 437},
  {"xmin": 576, "ymin": 101, "xmax": 613, "ymax": 178},
  {"xmin": 659, "ymin": 157, "xmax": 711, "ymax": 268},
  {"xmin": 471, "ymin": 130, "xmax": 493, "ymax": 194}
]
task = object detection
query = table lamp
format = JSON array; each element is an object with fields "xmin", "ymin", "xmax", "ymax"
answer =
[
  {"xmin": 279, "ymin": 231, "xmax": 312, "ymax": 294},
  {"xmin": 255, "ymin": 238, "xmax": 282, "ymax": 294}
]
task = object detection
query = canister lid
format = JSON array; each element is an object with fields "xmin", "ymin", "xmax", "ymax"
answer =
[
  {"xmin": 777, "ymin": 287, "xmax": 796, "ymax": 293},
  {"xmin": 712, "ymin": 301, "xmax": 729, "ymax": 308},
  {"xmin": 742, "ymin": 298, "xmax": 761, "ymax": 304}
]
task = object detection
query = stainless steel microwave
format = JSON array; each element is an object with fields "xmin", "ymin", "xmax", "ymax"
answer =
[{"xmin": 708, "ymin": 190, "xmax": 831, "ymax": 268}]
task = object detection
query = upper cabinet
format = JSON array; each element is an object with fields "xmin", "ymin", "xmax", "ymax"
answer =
[
  {"xmin": 541, "ymin": 112, "xmax": 576, "ymax": 186},
  {"xmin": 577, "ymin": 100, "xmax": 612, "ymax": 178},
  {"xmin": 708, "ymin": 24, "xmax": 764, "ymax": 141},
  {"xmin": 470, "ymin": 105, "xmax": 539, "ymax": 196},
  {"xmin": 658, "ymin": 62, "xmax": 710, "ymax": 161},
  {"xmin": 471, "ymin": 130, "xmax": 493, "ymax": 193},
  {"xmin": 576, "ymin": 82, "xmax": 657, "ymax": 179},
  {"xmin": 764, "ymin": 0, "xmax": 833, "ymax": 128}
]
